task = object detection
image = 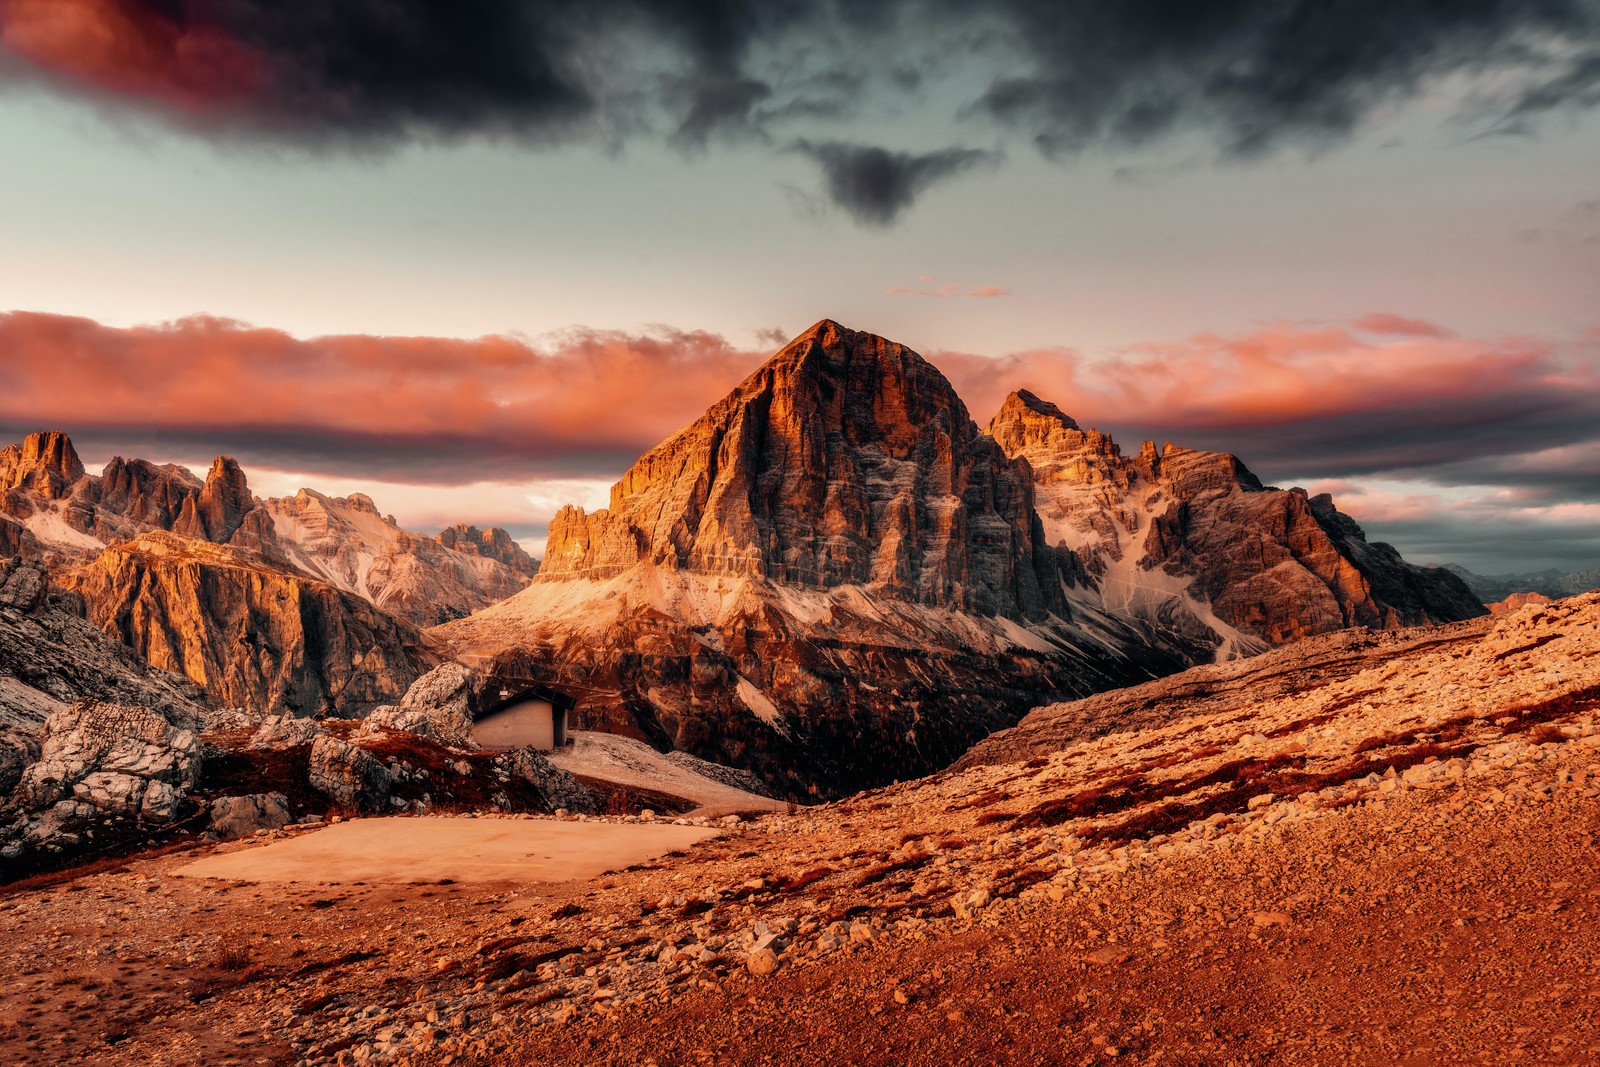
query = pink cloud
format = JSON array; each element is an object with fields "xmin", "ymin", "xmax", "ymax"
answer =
[
  {"xmin": 0, "ymin": 310, "xmax": 765, "ymax": 482},
  {"xmin": 3, "ymin": 309, "xmax": 1595, "ymax": 505},
  {"xmin": 0, "ymin": 0, "xmax": 263, "ymax": 115},
  {"xmin": 1354, "ymin": 312, "xmax": 1454, "ymax": 338},
  {"xmin": 884, "ymin": 276, "xmax": 1011, "ymax": 299},
  {"xmin": 932, "ymin": 319, "xmax": 1574, "ymax": 435}
]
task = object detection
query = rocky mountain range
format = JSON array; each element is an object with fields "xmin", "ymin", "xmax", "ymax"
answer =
[
  {"xmin": 435, "ymin": 321, "xmax": 1483, "ymax": 797},
  {"xmin": 989, "ymin": 389, "xmax": 1482, "ymax": 650},
  {"xmin": 0, "ymin": 321, "xmax": 1485, "ymax": 804},
  {"xmin": 0, "ymin": 430, "xmax": 545, "ymax": 717},
  {"xmin": 1, "ymin": 431, "xmax": 534, "ymax": 627},
  {"xmin": 1443, "ymin": 562, "xmax": 1600, "ymax": 604}
]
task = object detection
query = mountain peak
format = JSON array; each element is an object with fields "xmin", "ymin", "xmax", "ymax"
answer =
[
  {"xmin": 542, "ymin": 323, "xmax": 1060, "ymax": 618},
  {"xmin": 791, "ymin": 318, "xmax": 849, "ymax": 344},
  {"xmin": 0, "ymin": 430, "xmax": 86, "ymax": 498},
  {"xmin": 1000, "ymin": 390, "xmax": 1080, "ymax": 430}
]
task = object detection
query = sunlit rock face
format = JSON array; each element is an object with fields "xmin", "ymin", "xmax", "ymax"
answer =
[
  {"xmin": 986, "ymin": 389, "xmax": 1485, "ymax": 649},
  {"xmin": 253, "ymin": 489, "xmax": 531, "ymax": 627},
  {"xmin": 436, "ymin": 524, "xmax": 540, "ymax": 578},
  {"xmin": 0, "ymin": 431, "xmax": 533, "ymax": 628},
  {"xmin": 540, "ymin": 319, "xmax": 1061, "ymax": 621},
  {"xmin": 60, "ymin": 533, "xmax": 432, "ymax": 717}
]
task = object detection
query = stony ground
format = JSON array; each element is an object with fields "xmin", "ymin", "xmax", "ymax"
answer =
[{"xmin": 2, "ymin": 594, "xmax": 1597, "ymax": 1066}]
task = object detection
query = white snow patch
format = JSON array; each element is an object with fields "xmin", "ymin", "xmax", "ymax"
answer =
[
  {"xmin": 735, "ymin": 676, "xmax": 787, "ymax": 733},
  {"xmin": 22, "ymin": 506, "xmax": 104, "ymax": 554}
]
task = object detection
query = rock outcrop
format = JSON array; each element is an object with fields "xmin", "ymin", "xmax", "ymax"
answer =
[
  {"xmin": 494, "ymin": 748, "xmax": 595, "ymax": 813},
  {"xmin": 394, "ymin": 662, "xmax": 481, "ymax": 746},
  {"xmin": 986, "ymin": 389, "xmax": 1485, "ymax": 648},
  {"xmin": 1488, "ymin": 590, "xmax": 1555, "ymax": 615},
  {"xmin": 540, "ymin": 319, "xmax": 1061, "ymax": 620},
  {"xmin": 307, "ymin": 734, "xmax": 393, "ymax": 811},
  {"xmin": 250, "ymin": 712, "xmax": 324, "ymax": 749},
  {"xmin": 208, "ymin": 792, "xmax": 292, "ymax": 837},
  {"xmin": 437, "ymin": 524, "xmax": 540, "ymax": 577},
  {"xmin": 0, "ymin": 430, "xmax": 85, "ymax": 498},
  {"xmin": 59, "ymin": 533, "xmax": 432, "ymax": 717},
  {"xmin": 15, "ymin": 701, "xmax": 202, "ymax": 820},
  {"xmin": 172, "ymin": 456, "xmax": 254, "ymax": 544}
]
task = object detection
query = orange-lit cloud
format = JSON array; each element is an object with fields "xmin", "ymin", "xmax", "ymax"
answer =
[
  {"xmin": 3, "ymin": 308, "xmax": 1597, "ymax": 507},
  {"xmin": 0, "ymin": 310, "xmax": 764, "ymax": 482},
  {"xmin": 0, "ymin": 0, "xmax": 262, "ymax": 114},
  {"xmin": 933, "ymin": 320, "xmax": 1598, "ymax": 479}
]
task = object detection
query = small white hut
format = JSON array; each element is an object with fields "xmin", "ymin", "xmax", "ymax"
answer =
[{"xmin": 471, "ymin": 684, "xmax": 575, "ymax": 752}]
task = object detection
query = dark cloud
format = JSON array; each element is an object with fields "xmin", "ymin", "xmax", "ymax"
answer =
[
  {"xmin": 792, "ymin": 141, "xmax": 998, "ymax": 225},
  {"xmin": 669, "ymin": 73, "xmax": 772, "ymax": 148},
  {"xmin": 4, "ymin": 1, "xmax": 1600, "ymax": 222},
  {"xmin": 964, "ymin": 0, "xmax": 1600, "ymax": 157}
]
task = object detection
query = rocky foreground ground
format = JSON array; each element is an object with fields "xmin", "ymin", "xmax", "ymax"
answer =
[{"xmin": 1, "ymin": 593, "xmax": 1597, "ymax": 1065}]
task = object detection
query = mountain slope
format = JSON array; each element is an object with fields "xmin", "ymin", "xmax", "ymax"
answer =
[
  {"xmin": 59, "ymin": 533, "xmax": 432, "ymax": 716},
  {"xmin": 255, "ymin": 489, "xmax": 532, "ymax": 627},
  {"xmin": 1444, "ymin": 562, "xmax": 1600, "ymax": 603},
  {"xmin": 987, "ymin": 389, "xmax": 1484, "ymax": 648}
]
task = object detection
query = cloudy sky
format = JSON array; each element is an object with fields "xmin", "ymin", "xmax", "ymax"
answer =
[{"xmin": 1, "ymin": 0, "xmax": 1598, "ymax": 574}]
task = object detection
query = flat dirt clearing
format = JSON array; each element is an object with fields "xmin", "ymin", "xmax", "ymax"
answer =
[{"xmin": 174, "ymin": 816, "xmax": 721, "ymax": 884}]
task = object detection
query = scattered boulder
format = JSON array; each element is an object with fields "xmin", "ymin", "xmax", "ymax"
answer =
[
  {"xmin": 16, "ymin": 701, "xmax": 200, "ymax": 819},
  {"xmin": 307, "ymin": 735, "xmax": 392, "ymax": 811},
  {"xmin": 358, "ymin": 704, "xmax": 436, "ymax": 742},
  {"xmin": 209, "ymin": 792, "xmax": 292, "ymax": 837},
  {"xmin": 494, "ymin": 747, "xmax": 595, "ymax": 813},
  {"xmin": 250, "ymin": 713, "xmax": 324, "ymax": 749},
  {"xmin": 397, "ymin": 663, "xmax": 480, "ymax": 747}
]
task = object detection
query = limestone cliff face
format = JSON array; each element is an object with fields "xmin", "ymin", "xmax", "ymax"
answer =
[
  {"xmin": 259, "ymin": 490, "xmax": 532, "ymax": 626},
  {"xmin": 986, "ymin": 390, "xmax": 1484, "ymax": 646},
  {"xmin": 542, "ymin": 319, "xmax": 1060, "ymax": 620},
  {"xmin": 93, "ymin": 456, "xmax": 206, "ymax": 538},
  {"xmin": 60, "ymin": 533, "xmax": 432, "ymax": 716},
  {"xmin": 0, "ymin": 432, "xmax": 531, "ymax": 627},
  {"xmin": 436, "ymin": 524, "xmax": 540, "ymax": 578},
  {"xmin": 172, "ymin": 456, "xmax": 254, "ymax": 543},
  {"xmin": 0, "ymin": 556, "xmax": 209, "ymax": 732},
  {"xmin": 0, "ymin": 430, "xmax": 85, "ymax": 498}
]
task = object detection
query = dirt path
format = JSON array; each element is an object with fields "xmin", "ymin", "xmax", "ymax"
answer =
[{"xmin": 175, "ymin": 816, "xmax": 720, "ymax": 884}]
